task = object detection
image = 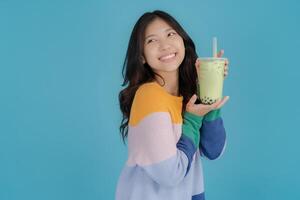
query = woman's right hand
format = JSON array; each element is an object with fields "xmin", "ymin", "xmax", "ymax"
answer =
[{"xmin": 186, "ymin": 94, "xmax": 230, "ymax": 117}]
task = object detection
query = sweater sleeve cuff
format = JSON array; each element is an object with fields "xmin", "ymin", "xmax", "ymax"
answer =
[
  {"xmin": 184, "ymin": 111, "xmax": 204, "ymax": 124},
  {"xmin": 204, "ymin": 109, "xmax": 221, "ymax": 121},
  {"xmin": 182, "ymin": 112, "xmax": 204, "ymax": 147}
]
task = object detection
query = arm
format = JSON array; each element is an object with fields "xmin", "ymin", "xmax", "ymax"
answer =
[
  {"xmin": 133, "ymin": 111, "xmax": 203, "ymax": 188},
  {"xmin": 199, "ymin": 109, "xmax": 227, "ymax": 160},
  {"xmin": 176, "ymin": 111, "xmax": 203, "ymax": 175}
]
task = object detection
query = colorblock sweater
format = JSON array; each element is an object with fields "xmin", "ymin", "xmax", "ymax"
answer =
[{"xmin": 115, "ymin": 82, "xmax": 226, "ymax": 200}]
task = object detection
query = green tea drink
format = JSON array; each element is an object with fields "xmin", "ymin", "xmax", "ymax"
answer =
[{"xmin": 196, "ymin": 57, "xmax": 227, "ymax": 105}]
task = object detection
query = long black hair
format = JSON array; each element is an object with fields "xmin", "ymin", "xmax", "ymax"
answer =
[{"xmin": 119, "ymin": 10, "xmax": 198, "ymax": 144}]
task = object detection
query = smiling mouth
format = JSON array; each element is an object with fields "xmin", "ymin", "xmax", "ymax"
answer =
[{"xmin": 159, "ymin": 53, "xmax": 177, "ymax": 62}]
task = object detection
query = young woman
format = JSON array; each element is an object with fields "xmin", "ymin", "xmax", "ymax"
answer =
[{"xmin": 116, "ymin": 10, "xmax": 229, "ymax": 200}]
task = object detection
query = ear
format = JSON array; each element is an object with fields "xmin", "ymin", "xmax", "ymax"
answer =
[{"xmin": 141, "ymin": 56, "xmax": 146, "ymax": 64}]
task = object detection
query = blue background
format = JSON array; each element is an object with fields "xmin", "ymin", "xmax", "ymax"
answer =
[{"xmin": 1, "ymin": 0, "xmax": 299, "ymax": 199}]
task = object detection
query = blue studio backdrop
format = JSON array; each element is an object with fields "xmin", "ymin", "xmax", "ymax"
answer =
[{"xmin": 0, "ymin": 0, "xmax": 299, "ymax": 200}]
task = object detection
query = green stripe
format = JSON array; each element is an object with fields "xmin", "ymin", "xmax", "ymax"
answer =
[
  {"xmin": 182, "ymin": 112, "xmax": 203, "ymax": 147},
  {"xmin": 204, "ymin": 109, "xmax": 221, "ymax": 121}
]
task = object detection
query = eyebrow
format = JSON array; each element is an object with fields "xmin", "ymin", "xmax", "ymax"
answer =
[{"xmin": 145, "ymin": 28, "xmax": 175, "ymax": 40}]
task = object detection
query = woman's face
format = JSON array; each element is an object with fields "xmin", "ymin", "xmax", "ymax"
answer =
[{"xmin": 142, "ymin": 18, "xmax": 185, "ymax": 75}]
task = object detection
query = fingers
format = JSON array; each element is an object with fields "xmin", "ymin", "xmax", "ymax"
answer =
[
  {"xmin": 217, "ymin": 49, "xmax": 224, "ymax": 58},
  {"xmin": 214, "ymin": 96, "xmax": 230, "ymax": 109},
  {"xmin": 224, "ymin": 71, "xmax": 228, "ymax": 77},
  {"xmin": 224, "ymin": 65, "xmax": 228, "ymax": 71},
  {"xmin": 224, "ymin": 59, "xmax": 229, "ymax": 77},
  {"xmin": 210, "ymin": 99, "xmax": 222, "ymax": 110},
  {"xmin": 224, "ymin": 64, "xmax": 228, "ymax": 77},
  {"xmin": 187, "ymin": 94, "xmax": 198, "ymax": 107},
  {"xmin": 225, "ymin": 59, "xmax": 229, "ymax": 65}
]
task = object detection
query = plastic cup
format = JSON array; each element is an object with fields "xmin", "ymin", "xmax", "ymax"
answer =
[{"xmin": 196, "ymin": 57, "xmax": 227, "ymax": 105}]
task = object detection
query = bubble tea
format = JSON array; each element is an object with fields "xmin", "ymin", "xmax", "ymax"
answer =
[{"xmin": 196, "ymin": 37, "xmax": 227, "ymax": 105}]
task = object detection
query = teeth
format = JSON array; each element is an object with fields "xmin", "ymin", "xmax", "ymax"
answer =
[{"xmin": 160, "ymin": 53, "xmax": 176, "ymax": 61}]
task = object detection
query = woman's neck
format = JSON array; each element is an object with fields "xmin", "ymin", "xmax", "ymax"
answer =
[{"xmin": 155, "ymin": 70, "xmax": 179, "ymax": 97}]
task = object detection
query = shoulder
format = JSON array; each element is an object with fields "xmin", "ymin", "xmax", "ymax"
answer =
[
  {"xmin": 135, "ymin": 82, "xmax": 167, "ymax": 104},
  {"xmin": 129, "ymin": 82, "xmax": 169, "ymax": 126}
]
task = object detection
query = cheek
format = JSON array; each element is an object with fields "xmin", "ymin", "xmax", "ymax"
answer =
[
  {"xmin": 173, "ymin": 38, "xmax": 185, "ymax": 53},
  {"xmin": 177, "ymin": 41, "xmax": 185, "ymax": 59},
  {"xmin": 179, "ymin": 40, "xmax": 185, "ymax": 52},
  {"xmin": 144, "ymin": 47, "xmax": 158, "ymax": 62}
]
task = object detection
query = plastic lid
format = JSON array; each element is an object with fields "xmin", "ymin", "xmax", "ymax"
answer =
[{"xmin": 198, "ymin": 57, "xmax": 227, "ymax": 61}]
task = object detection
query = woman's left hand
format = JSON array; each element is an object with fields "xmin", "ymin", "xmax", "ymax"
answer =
[{"xmin": 217, "ymin": 49, "xmax": 229, "ymax": 78}]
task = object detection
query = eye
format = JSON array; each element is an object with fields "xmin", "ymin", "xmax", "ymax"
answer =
[
  {"xmin": 168, "ymin": 32, "xmax": 177, "ymax": 37},
  {"xmin": 146, "ymin": 39, "xmax": 156, "ymax": 44}
]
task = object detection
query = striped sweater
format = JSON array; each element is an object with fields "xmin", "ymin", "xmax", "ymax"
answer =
[{"xmin": 115, "ymin": 81, "xmax": 226, "ymax": 200}]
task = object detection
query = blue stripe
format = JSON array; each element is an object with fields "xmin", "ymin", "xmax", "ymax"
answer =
[
  {"xmin": 199, "ymin": 117, "xmax": 226, "ymax": 160},
  {"xmin": 141, "ymin": 151, "xmax": 189, "ymax": 187},
  {"xmin": 192, "ymin": 192, "xmax": 205, "ymax": 200},
  {"xmin": 176, "ymin": 134, "xmax": 197, "ymax": 176}
]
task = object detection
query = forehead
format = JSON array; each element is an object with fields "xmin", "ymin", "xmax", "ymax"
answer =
[{"xmin": 144, "ymin": 18, "xmax": 174, "ymax": 37}]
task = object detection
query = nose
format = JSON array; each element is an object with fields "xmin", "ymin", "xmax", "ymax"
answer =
[{"xmin": 158, "ymin": 40, "xmax": 171, "ymax": 51}]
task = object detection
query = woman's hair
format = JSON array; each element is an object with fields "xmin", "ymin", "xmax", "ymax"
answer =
[{"xmin": 119, "ymin": 10, "xmax": 198, "ymax": 144}]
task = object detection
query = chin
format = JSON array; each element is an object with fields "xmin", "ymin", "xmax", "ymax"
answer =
[{"xmin": 160, "ymin": 65, "xmax": 180, "ymax": 72}]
